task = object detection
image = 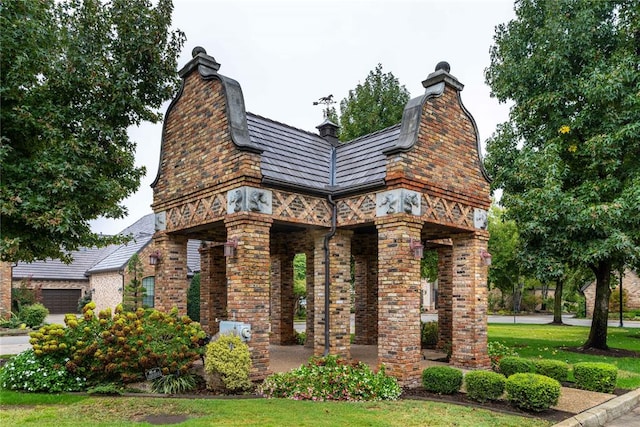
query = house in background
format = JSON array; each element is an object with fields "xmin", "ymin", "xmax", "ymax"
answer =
[
  {"xmin": 582, "ymin": 268, "xmax": 640, "ymax": 318},
  {"xmin": 10, "ymin": 214, "xmax": 200, "ymax": 315}
]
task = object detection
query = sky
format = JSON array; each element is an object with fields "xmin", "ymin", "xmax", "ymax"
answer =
[{"xmin": 89, "ymin": 0, "xmax": 516, "ymax": 235}]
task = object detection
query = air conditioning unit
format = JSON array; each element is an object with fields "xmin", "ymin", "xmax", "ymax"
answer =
[{"xmin": 219, "ymin": 320, "xmax": 252, "ymax": 342}]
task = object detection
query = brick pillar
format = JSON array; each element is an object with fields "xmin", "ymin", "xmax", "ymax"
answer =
[
  {"xmin": 304, "ymin": 249, "xmax": 315, "ymax": 348},
  {"xmin": 199, "ymin": 244, "xmax": 226, "ymax": 336},
  {"xmin": 449, "ymin": 232, "xmax": 491, "ymax": 369},
  {"xmin": 153, "ymin": 233, "xmax": 189, "ymax": 314},
  {"xmin": 376, "ymin": 215, "xmax": 422, "ymax": 387},
  {"xmin": 270, "ymin": 254, "xmax": 295, "ymax": 345},
  {"xmin": 0, "ymin": 262, "xmax": 13, "ymax": 318},
  {"xmin": 436, "ymin": 246, "xmax": 453, "ymax": 351},
  {"xmin": 225, "ymin": 213, "xmax": 273, "ymax": 380},
  {"xmin": 312, "ymin": 229, "xmax": 353, "ymax": 359},
  {"xmin": 353, "ymin": 233, "xmax": 378, "ymax": 345}
]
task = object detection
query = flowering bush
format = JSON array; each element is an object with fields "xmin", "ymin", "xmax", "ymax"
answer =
[
  {"xmin": 487, "ymin": 341, "xmax": 519, "ymax": 372},
  {"xmin": 0, "ymin": 350, "xmax": 86, "ymax": 392},
  {"xmin": 29, "ymin": 302, "xmax": 207, "ymax": 385},
  {"xmin": 258, "ymin": 355, "xmax": 401, "ymax": 401}
]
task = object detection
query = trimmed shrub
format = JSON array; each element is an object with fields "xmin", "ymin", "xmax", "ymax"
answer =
[
  {"xmin": 421, "ymin": 321, "xmax": 438, "ymax": 348},
  {"xmin": 259, "ymin": 355, "xmax": 401, "ymax": 401},
  {"xmin": 465, "ymin": 370, "xmax": 506, "ymax": 402},
  {"xmin": 18, "ymin": 303, "xmax": 49, "ymax": 328},
  {"xmin": 534, "ymin": 359, "xmax": 569, "ymax": 383},
  {"xmin": 499, "ymin": 356, "xmax": 535, "ymax": 377},
  {"xmin": 505, "ymin": 373, "xmax": 561, "ymax": 412},
  {"xmin": 152, "ymin": 372, "xmax": 197, "ymax": 394},
  {"xmin": 204, "ymin": 334, "xmax": 252, "ymax": 392},
  {"xmin": 421, "ymin": 366, "xmax": 463, "ymax": 394},
  {"xmin": 573, "ymin": 362, "xmax": 617, "ymax": 393}
]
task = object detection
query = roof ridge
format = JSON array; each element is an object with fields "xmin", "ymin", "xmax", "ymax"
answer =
[{"xmin": 247, "ymin": 112, "xmax": 325, "ymax": 140}]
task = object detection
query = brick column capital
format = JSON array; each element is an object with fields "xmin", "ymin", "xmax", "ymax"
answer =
[{"xmin": 375, "ymin": 213, "xmax": 423, "ymax": 229}]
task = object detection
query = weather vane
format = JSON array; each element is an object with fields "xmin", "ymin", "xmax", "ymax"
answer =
[{"xmin": 313, "ymin": 94, "xmax": 335, "ymax": 118}]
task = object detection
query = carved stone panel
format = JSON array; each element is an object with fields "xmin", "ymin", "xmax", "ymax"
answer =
[
  {"xmin": 376, "ymin": 189, "xmax": 421, "ymax": 217},
  {"xmin": 227, "ymin": 186, "xmax": 273, "ymax": 214}
]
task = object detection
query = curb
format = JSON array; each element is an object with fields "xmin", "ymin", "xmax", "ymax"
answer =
[{"xmin": 552, "ymin": 388, "xmax": 640, "ymax": 427}]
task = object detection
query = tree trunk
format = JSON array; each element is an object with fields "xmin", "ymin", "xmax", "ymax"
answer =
[
  {"xmin": 541, "ymin": 283, "xmax": 549, "ymax": 311},
  {"xmin": 552, "ymin": 280, "xmax": 563, "ymax": 324},
  {"xmin": 584, "ymin": 261, "xmax": 612, "ymax": 350}
]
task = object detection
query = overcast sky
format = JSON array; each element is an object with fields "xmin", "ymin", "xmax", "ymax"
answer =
[{"xmin": 90, "ymin": 0, "xmax": 516, "ymax": 235}]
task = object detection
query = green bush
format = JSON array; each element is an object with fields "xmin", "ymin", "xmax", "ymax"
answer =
[
  {"xmin": 421, "ymin": 366, "xmax": 463, "ymax": 394},
  {"xmin": 499, "ymin": 356, "xmax": 535, "ymax": 377},
  {"xmin": 421, "ymin": 321, "xmax": 438, "ymax": 348},
  {"xmin": 258, "ymin": 355, "xmax": 401, "ymax": 401},
  {"xmin": 294, "ymin": 330, "xmax": 306, "ymax": 345},
  {"xmin": 534, "ymin": 359, "xmax": 569, "ymax": 383},
  {"xmin": 18, "ymin": 303, "xmax": 49, "ymax": 328},
  {"xmin": 487, "ymin": 341, "xmax": 519, "ymax": 372},
  {"xmin": 0, "ymin": 349, "xmax": 86, "ymax": 392},
  {"xmin": 29, "ymin": 302, "xmax": 206, "ymax": 385},
  {"xmin": 187, "ymin": 273, "xmax": 200, "ymax": 322},
  {"xmin": 573, "ymin": 362, "xmax": 617, "ymax": 393},
  {"xmin": 505, "ymin": 373, "xmax": 561, "ymax": 412},
  {"xmin": 152, "ymin": 372, "xmax": 197, "ymax": 394},
  {"xmin": 465, "ymin": 370, "xmax": 506, "ymax": 402},
  {"xmin": 204, "ymin": 334, "xmax": 252, "ymax": 392}
]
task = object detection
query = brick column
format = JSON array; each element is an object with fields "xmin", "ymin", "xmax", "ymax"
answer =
[
  {"xmin": 304, "ymin": 249, "xmax": 315, "ymax": 348},
  {"xmin": 270, "ymin": 254, "xmax": 295, "ymax": 345},
  {"xmin": 449, "ymin": 232, "xmax": 491, "ymax": 369},
  {"xmin": 353, "ymin": 233, "xmax": 378, "ymax": 345},
  {"xmin": 436, "ymin": 246, "xmax": 453, "ymax": 351},
  {"xmin": 225, "ymin": 213, "xmax": 273, "ymax": 380},
  {"xmin": 199, "ymin": 244, "xmax": 226, "ymax": 336},
  {"xmin": 153, "ymin": 233, "xmax": 189, "ymax": 314},
  {"xmin": 376, "ymin": 215, "xmax": 422, "ymax": 387},
  {"xmin": 0, "ymin": 262, "xmax": 13, "ymax": 318},
  {"xmin": 312, "ymin": 229, "xmax": 353, "ymax": 359}
]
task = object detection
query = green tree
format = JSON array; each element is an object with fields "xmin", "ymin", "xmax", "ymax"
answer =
[
  {"xmin": 187, "ymin": 273, "xmax": 201, "ymax": 322},
  {"xmin": 487, "ymin": 204, "xmax": 521, "ymax": 307},
  {"xmin": 123, "ymin": 254, "xmax": 145, "ymax": 311},
  {"xmin": 338, "ymin": 64, "xmax": 410, "ymax": 141},
  {"xmin": 0, "ymin": 0, "xmax": 185, "ymax": 263},
  {"xmin": 485, "ymin": 0, "xmax": 640, "ymax": 349}
]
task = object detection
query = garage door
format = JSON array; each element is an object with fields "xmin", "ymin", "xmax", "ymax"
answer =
[{"xmin": 42, "ymin": 289, "xmax": 81, "ymax": 314}]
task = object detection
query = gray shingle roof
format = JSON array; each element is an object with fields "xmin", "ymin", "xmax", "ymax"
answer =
[
  {"xmin": 248, "ymin": 113, "xmax": 402, "ymax": 195},
  {"xmin": 13, "ymin": 214, "xmax": 203, "ymax": 280}
]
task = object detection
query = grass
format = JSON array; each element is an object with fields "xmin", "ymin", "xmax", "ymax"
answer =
[
  {"xmin": 0, "ymin": 391, "xmax": 551, "ymax": 427},
  {"xmin": 488, "ymin": 323, "xmax": 640, "ymax": 389}
]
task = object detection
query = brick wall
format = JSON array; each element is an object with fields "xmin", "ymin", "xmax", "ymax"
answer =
[
  {"xmin": 90, "ymin": 272, "xmax": 123, "ymax": 314},
  {"xmin": 353, "ymin": 233, "xmax": 378, "ymax": 345}
]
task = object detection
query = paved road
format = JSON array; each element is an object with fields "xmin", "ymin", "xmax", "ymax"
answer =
[{"xmin": 2, "ymin": 314, "xmax": 638, "ymax": 356}]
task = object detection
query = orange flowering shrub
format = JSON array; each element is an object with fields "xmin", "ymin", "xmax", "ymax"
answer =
[{"xmin": 29, "ymin": 302, "xmax": 206, "ymax": 385}]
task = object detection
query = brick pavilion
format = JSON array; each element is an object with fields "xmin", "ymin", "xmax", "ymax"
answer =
[{"xmin": 150, "ymin": 47, "xmax": 492, "ymax": 386}]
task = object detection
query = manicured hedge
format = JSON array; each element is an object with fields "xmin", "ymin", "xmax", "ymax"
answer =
[
  {"xmin": 573, "ymin": 362, "xmax": 617, "ymax": 393},
  {"xmin": 505, "ymin": 373, "xmax": 561, "ymax": 412},
  {"xmin": 534, "ymin": 359, "xmax": 569, "ymax": 383},
  {"xmin": 421, "ymin": 366, "xmax": 463, "ymax": 394},
  {"xmin": 499, "ymin": 356, "xmax": 535, "ymax": 377},
  {"xmin": 464, "ymin": 370, "xmax": 506, "ymax": 402}
]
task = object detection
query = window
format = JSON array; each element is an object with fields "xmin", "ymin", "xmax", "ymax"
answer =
[{"xmin": 142, "ymin": 276, "xmax": 155, "ymax": 308}]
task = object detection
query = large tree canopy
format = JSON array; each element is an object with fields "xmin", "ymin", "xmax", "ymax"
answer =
[
  {"xmin": 0, "ymin": 0, "xmax": 185, "ymax": 263},
  {"xmin": 338, "ymin": 64, "xmax": 410, "ymax": 142},
  {"xmin": 485, "ymin": 0, "xmax": 640, "ymax": 349}
]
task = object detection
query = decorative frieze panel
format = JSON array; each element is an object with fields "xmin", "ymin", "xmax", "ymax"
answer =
[
  {"xmin": 271, "ymin": 190, "xmax": 331, "ymax": 226},
  {"xmin": 473, "ymin": 208, "xmax": 488, "ymax": 230},
  {"xmin": 165, "ymin": 193, "xmax": 227, "ymax": 231},
  {"xmin": 421, "ymin": 193, "xmax": 474, "ymax": 229},
  {"xmin": 376, "ymin": 189, "xmax": 421, "ymax": 217},
  {"xmin": 227, "ymin": 186, "xmax": 273, "ymax": 214},
  {"xmin": 337, "ymin": 194, "xmax": 377, "ymax": 225}
]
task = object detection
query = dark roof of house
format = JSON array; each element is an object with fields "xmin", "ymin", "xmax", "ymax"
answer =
[
  {"xmin": 249, "ymin": 112, "xmax": 402, "ymax": 195},
  {"xmin": 13, "ymin": 214, "xmax": 202, "ymax": 280}
]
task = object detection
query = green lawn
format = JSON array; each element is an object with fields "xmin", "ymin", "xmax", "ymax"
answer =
[
  {"xmin": 0, "ymin": 391, "xmax": 550, "ymax": 427},
  {"xmin": 488, "ymin": 323, "xmax": 640, "ymax": 389}
]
